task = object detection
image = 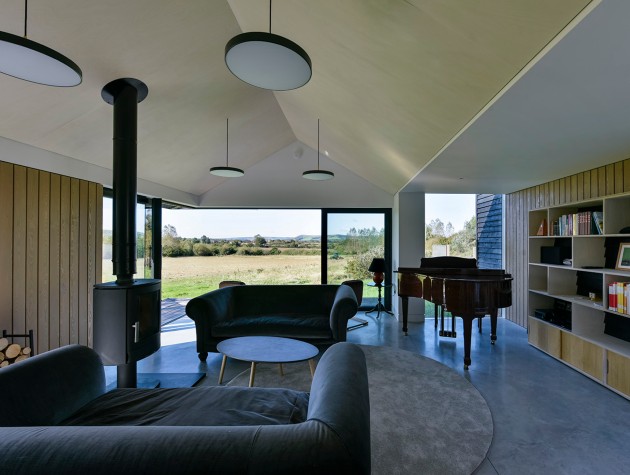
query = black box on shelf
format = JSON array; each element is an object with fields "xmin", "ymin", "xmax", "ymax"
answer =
[
  {"xmin": 604, "ymin": 312, "xmax": 630, "ymax": 343},
  {"xmin": 541, "ymin": 246, "xmax": 572, "ymax": 265},
  {"xmin": 534, "ymin": 300, "xmax": 572, "ymax": 330},
  {"xmin": 534, "ymin": 309, "xmax": 554, "ymax": 322},
  {"xmin": 575, "ymin": 271, "xmax": 603, "ymax": 298}
]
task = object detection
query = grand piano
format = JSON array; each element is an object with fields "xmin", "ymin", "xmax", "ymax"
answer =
[{"xmin": 396, "ymin": 263, "xmax": 512, "ymax": 369}]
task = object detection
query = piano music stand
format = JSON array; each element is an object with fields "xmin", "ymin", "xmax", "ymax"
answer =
[{"xmin": 366, "ymin": 282, "xmax": 393, "ymax": 319}]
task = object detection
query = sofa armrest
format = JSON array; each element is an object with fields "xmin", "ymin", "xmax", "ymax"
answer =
[
  {"xmin": 0, "ymin": 345, "xmax": 105, "ymax": 427},
  {"xmin": 186, "ymin": 288, "xmax": 234, "ymax": 332},
  {"xmin": 329, "ymin": 284, "xmax": 358, "ymax": 341},
  {"xmin": 307, "ymin": 342, "xmax": 370, "ymax": 474}
]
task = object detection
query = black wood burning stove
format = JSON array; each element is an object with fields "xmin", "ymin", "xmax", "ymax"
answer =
[{"xmin": 93, "ymin": 78, "xmax": 161, "ymax": 388}]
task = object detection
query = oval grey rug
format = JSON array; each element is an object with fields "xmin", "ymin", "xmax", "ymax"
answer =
[{"xmin": 227, "ymin": 344, "xmax": 493, "ymax": 475}]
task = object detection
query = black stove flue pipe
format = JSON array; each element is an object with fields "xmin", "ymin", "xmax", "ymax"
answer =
[{"xmin": 102, "ymin": 78, "xmax": 148, "ymax": 285}]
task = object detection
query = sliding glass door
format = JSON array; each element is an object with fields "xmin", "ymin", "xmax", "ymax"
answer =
[{"xmin": 322, "ymin": 209, "xmax": 392, "ymax": 309}]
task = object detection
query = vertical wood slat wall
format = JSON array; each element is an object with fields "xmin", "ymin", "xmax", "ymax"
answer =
[
  {"xmin": 505, "ymin": 158, "xmax": 630, "ymax": 327},
  {"xmin": 0, "ymin": 162, "xmax": 103, "ymax": 354}
]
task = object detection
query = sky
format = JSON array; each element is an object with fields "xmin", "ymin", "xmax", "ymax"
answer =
[{"xmin": 103, "ymin": 194, "xmax": 476, "ymax": 239}]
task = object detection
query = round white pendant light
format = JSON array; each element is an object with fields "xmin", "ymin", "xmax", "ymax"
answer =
[
  {"xmin": 210, "ymin": 166, "xmax": 245, "ymax": 178},
  {"xmin": 302, "ymin": 169, "xmax": 334, "ymax": 180},
  {"xmin": 0, "ymin": 2, "xmax": 82, "ymax": 87},
  {"xmin": 210, "ymin": 118, "xmax": 244, "ymax": 178},
  {"xmin": 303, "ymin": 119, "xmax": 334, "ymax": 181},
  {"xmin": 225, "ymin": 0, "xmax": 311, "ymax": 91}
]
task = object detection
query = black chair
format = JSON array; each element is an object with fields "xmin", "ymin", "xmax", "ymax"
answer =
[
  {"xmin": 342, "ymin": 279, "xmax": 368, "ymax": 330},
  {"xmin": 218, "ymin": 280, "xmax": 246, "ymax": 288}
]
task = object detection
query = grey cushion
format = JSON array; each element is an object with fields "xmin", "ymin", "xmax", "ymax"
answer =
[{"xmin": 61, "ymin": 386, "xmax": 309, "ymax": 427}]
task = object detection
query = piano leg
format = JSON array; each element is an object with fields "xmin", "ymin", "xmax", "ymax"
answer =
[
  {"xmin": 490, "ymin": 310, "xmax": 498, "ymax": 345},
  {"xmin": 434, "ymin": 303, "xmax": 438, "ymax": 329},
  {"xmin": 401, "ymin": 296, "xmax": 409, "ymax": 336},
  {"xmin": 463, "ymin": 316, "xmax": 474, "ymax": 370}
]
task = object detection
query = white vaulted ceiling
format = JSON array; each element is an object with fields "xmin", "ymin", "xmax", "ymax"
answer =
[{"xmin": 3, "ymin": 0, "xmax": 627, "ymax": 207}]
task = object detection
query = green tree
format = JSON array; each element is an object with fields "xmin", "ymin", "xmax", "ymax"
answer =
[
  {"xmin": 450, "ymin": 217, "xmax": 476, "ymax": 257},
  {"xmin": 253, "ymin": 234, "xmax": 267, "ymax": 247}
]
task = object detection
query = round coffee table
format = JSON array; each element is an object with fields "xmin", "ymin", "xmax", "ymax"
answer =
[{"xmin": 216, "ymin": 336, "xmax": 319, "ymax": 387}]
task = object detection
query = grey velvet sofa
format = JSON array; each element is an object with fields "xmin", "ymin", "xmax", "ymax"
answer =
[
  {"xmin": 186, "ymin": 284, "xmax": 358, "ymax": 361},
  {"xmin": 0, "ymin": 342, "xmax": 370, "ymax": 475}
]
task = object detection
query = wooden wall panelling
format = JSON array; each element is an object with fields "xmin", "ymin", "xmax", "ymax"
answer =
[
  {"xmin": 95, "ymin": 185, "xmax": 103, "ymax": 288},
  {"xmin": 598, "ymin": 166, "xmax": 606, "ymax": 197},
  {"xmin": 12, "ymin": 166, "xmax": 26, "ymax": 336},
  {"xmin": 606, "ymin": 163, "xmax": 615, "ymax": 196},
  {"xmin": 38, "ymin": 172, "xmax": 50, "ymax": 354},
  {"xmin": 25, "ymin": 169, "xmax": 39, "ymax": 349},
  {"xmin": 624, "ymin": 159, "xmax": 630, "ymax": 191},
  {"xmin": 576, "ymin": 173, "xmax": 584, "ymax": 202},
  {"xmin": 559, "ymin": 177, "xmax": 566, "ymax": 204},
  {"xmin": 614, "ymin": 162, "xmax": 624, "ymax": 194},
  {"xmin": 87, "ymin": 183, "xmax": 96, "ymax": 347},
  {"xmin": 78, "ymin": 181, "xmax": 88, "ymax": 346},
  {"xmin": 544, "ymin": 183, "xmax": 551, "ymax": 206},
  {"xmin": 1, "ymin": 162, "xmax": 102, "ymax": 352},
  {"xmin": 591, "ymin": 168, "xmax": 599, "ymax": 198},
  {"xmin": 49, "ymin": 174, "xmax": 61, "ymax": 349},
  {"xmin": 570, "ymin": 174, "xmax": 577, "ymax": 203},
  {"xmin": 69, "ymin": 178, "xmax": 80, "ymax": 344},
  {"xmin": 59, "ymin": 176, "xmax": 71, "ymax": 346},
  {"xmin": 0, "ymin": 162, "xmax": 13, "ymax": 333},
  {"xmin": 504, "ymin": 193, "xmax": 514, "ymax": 322},
  {"xmin": 583, "ymin": 171, "xmax": 591, "ymax": 200}
]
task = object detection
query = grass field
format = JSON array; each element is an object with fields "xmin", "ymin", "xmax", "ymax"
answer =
[{"xmin": 103, "ymin": 255, "xmax": 379, "ymax": 299}]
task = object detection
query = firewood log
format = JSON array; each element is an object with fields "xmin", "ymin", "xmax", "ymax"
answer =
[
  {"xmin": 14, "ymin": 355, "xmax": 29, "ymax": 363},
  {"xmin": 5, "ymin": 343, "xmax": 21, "ymax": 360},
  {"xmin": 0, "ymin": 360, "xmax": 9, "ymax": 368},
  {"xmin": 0, "ymin": 351, "xmax": 4, "ymax": 362},
  {"xmin": 0, "ymin": 337, "xmax": 8, "ymax": 352},
  {"xmin": 21, "ymin": 347, "xmax": 32, "ymax": 356}
]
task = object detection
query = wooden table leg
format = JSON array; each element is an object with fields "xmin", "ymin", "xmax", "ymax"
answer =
[
  {"xmin": 249, "ymin": 361, "xmax": 256, "ymax": 387},
  {"xmin": 309, "ymin": 359, "xmax": 316, "ymax": 378},
  {"xmin": 218, "ymin": 354, "xmax": 227, "ymax": 384},
  {"xmin": 279, "ymin": 363, "xmax": 284, "ymax": 376}
]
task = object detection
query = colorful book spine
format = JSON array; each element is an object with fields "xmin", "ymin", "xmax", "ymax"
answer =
[
  {"xmin": 609, "ymin": 283, "xmax": 617, "ymax": 311},
  {"xmin": 609, "ymin": 282, "xmax": 630, "ymax": 314}
]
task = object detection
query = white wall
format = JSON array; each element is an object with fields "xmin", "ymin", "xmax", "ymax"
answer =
[
  {"xmin": 199, "ymin": 141, "xmax": 394, "ymax": 208},
  {"xmin": 393, "ymin": 191, "xmax": 426, "ymax": 322}
]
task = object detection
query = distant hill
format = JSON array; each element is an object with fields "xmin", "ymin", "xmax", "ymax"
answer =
[{"xmin": 104, "ymin": 230, "xmax": 349, "ymax": 243}]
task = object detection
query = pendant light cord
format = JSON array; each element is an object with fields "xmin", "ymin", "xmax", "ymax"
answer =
[
  {"xmin": 269, "ymin": 0, "xmax": 272, "ymax": 34},
  {"xmin": 24, "ymin": 0, "xmax": 28, "ymax": 37},
  {"xmin": 226, "ymin": 118, "xmax": 229, "ymax": 166}
]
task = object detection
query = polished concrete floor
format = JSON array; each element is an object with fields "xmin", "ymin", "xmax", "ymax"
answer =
[{"xmin": 117, "ymin": 313, "xmax": 630, "ymax": 475}]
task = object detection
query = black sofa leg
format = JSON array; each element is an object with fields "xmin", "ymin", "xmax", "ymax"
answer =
[{"xmin": 198, "ymin": 352, "xmax": 208, "ymax": 362}]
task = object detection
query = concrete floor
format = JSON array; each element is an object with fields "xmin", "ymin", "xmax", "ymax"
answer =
[{"xmin": 117, "ymin": 313, "xmax": 630, "ymax": 475}]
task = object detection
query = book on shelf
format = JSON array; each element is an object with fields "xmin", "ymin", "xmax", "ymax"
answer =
[
  {"xmin": 592, "ymin": 211, "xmax": 604, "ymax": 235},
  {"xmin": 608, "ymin": 282, "xmax": 630, "ymax": 314},
  {"xmin": 551, "ymin": 211, "xmax": 604, "ymax": 236}
]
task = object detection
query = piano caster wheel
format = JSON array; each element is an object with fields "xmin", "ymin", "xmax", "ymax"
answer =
[
  {"xmin": 464, "ymin": 364, "xmax": 469, "ymax": 370},
  {"xmin": 491, "ymin": 340, "xmax": 496, "ymax": 345},
  {"xmin": 404, "ymin": 331, "xmax": 408, "ymax": 336}
]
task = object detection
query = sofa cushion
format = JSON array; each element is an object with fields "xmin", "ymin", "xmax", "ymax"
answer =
[
  {"xmin": 213, "ymin": 314, "xmax": 332, "ymax": 339},
  {"xmin": 60, "ymin": 386, "xmax": 309, "ymax": 427}
]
